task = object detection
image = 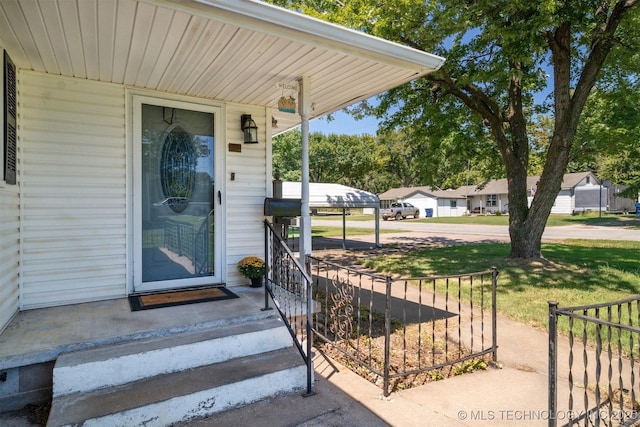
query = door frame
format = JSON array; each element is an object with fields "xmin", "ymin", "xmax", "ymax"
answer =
[{"xmin": 129, "ymin": 93, "xmax": 226, "ymax": 293}]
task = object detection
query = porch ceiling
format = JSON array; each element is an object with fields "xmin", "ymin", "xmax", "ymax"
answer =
[{"xmin": 0, "ymin": 0, "xmax": 444, "ymax": 135}]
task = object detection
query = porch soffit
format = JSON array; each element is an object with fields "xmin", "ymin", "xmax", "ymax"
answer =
[{"xmin": 0, "ymin": 0, "xmax": 444, "ymax": 135}]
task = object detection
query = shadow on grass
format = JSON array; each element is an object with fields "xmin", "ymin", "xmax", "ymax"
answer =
[
  {"xmin": 363, "ymin": 242, "xmax": 640, "ymax": 296},
  {"xmin": 562, "ymin": 215, "xmax": 640, "ymax": 228},
  {"xmin": 313, "ymin": 274, "xmax": 458, "ymax": 340}
]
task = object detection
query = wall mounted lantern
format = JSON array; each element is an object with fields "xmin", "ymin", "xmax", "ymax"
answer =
[{"xmin": 241, "ymin": 114, "xmax": 258, "ymax": 144}]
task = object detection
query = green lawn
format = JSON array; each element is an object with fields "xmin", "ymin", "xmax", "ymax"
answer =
[{"xmin": 359, "ymin": 240, "xmax": 640, "ymax": 342}]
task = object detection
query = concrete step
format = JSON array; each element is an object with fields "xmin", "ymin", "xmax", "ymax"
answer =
[
  {"xmin": 52, "ymin": 316, "xmax": 291, "ymax": 397},
  {"xmin": 47, "ymin": 347, "xmax": 307, "ymax": 427}
]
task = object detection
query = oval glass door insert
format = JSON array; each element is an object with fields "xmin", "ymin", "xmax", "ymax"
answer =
[{"xmin": 160, "ymin": 124, "xmax": 195, "ymax": 213}]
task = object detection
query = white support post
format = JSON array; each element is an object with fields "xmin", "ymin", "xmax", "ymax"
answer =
[
  {"xmin": 375, "ymin": 206, "xmax": 381, "ymax": 247},
  {"xmin": 298, "ymin": 76, "xmax": 312, "ymax": 270}
]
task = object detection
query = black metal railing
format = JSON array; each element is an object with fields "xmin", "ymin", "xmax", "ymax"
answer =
[
  {"xmin": 310, "ymin": 256, "xmax": 498, "ymax": 397},
  {"xmin": 164, "ymin": 216, "xmax": 211, "ymax": 274},
  {"xmin": 263, "ymin": 220, "xmax": 314, "ymax": 396},
  {"xmin": 549, "ymin": 297, "xmax": 640, "ymax": 427},
  {"xmin": 193, "ymin": 216, "xmax": 211, "ymax": 275}
]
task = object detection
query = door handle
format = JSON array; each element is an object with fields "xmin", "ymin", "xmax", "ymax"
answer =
[{"xmin": 218, "ymin": 191, "xmax": 222, "ymax": 205}]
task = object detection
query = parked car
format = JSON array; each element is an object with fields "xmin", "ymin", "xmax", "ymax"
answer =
[{"xmin": 381, "ymin": 202, "xmax": 420, "ymax": 220}]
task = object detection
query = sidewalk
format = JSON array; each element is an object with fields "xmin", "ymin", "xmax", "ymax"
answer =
[{"xmin": 312, "ymin": 314, "xmax": 561, "ymax": 427}]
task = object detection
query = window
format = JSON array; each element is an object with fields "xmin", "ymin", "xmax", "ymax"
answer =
[
  {"xmin": 450, "ymin": 200, "xmax": 457, "ymax": 208},
  {"xmin": 486, "ymin": 194, "xmax": 497, "ymax": 207}
]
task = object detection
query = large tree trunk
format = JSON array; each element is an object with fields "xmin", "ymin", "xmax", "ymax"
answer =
[
  {"xmin": 503, "ymin": 151, "xmax": 568, "ymax": 258},
  {"xmin": 508, "ymin": 133, "xmax": 573, "ymax": 258},
  {"xmin": 506, "ymin": 169, "xmax": 543, "ymax": 259}
]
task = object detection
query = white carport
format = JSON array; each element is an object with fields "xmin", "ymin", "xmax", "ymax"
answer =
[{"xmin": 282, "ymin": 182, "xmax": 381, "ymax": 249}]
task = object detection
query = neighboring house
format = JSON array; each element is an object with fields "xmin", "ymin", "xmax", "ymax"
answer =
[
  {"xmin": 378, "ymin": 186, "xmax": 467, "ymax": 217},
  {"xmin": 463, "ymin": 172, "xmax": 604, "ymax": 214},
  {"xmin": 380, "ymin": 172, "xmax": 610, "ymax": 216}
]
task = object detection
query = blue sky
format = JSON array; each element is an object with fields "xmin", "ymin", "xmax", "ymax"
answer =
[{"xmin": 309, "ymin": 110, "xmax": 380, "ymax": 136}]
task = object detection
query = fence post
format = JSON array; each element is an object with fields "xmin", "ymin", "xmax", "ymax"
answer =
[
  {"xmin": 383, "ymin": 275, "xmax": 392, "ymax": 397},
  {"xmin": 548, "ymin": 301, "xmax": 559, "ymax": 427},
  {"xmin": 262, "ymin": 221, "xmax": 271, "ymax": 311},
  {"xmin": 491, "ymin": 267, "xmax": 499, "ymax": 362},
  {"xmin": 304, "ymin": 256, "xmax": 315, "ymax": 396}
]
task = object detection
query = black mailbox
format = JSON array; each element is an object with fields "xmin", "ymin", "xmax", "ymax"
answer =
[{"xmin": 264, "ymin": 198, "xmax": 302, "ymax": 217}]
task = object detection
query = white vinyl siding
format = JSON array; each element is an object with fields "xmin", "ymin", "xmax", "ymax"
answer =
[
  {"xmin": 20, "ymin": 72, "xmax": 126, "ymax": 309},
  {"xmin": 0, "ymin": 185, "xmax": 20, "ymax": 332},
  {"xmin": 551, "ymin": 190, "xmax": 573, "ymax": 214},
  {"xmin": 11, "ymin": 71, "xmax": 270, "ymax": 308},
  {"xmin": 437, "ymin": 198, "xmax": 466, "ymax": 217},
  {"xmin": 403, "ymin": 194, "xmax": 436, "ymax": 218},
  {"xmin": 225, "ymin": 104, "xmax": 268, "ymax": 286},
  {"xmin": 0, "ymin": 45, "xmax": 20, "ymax": 331}
]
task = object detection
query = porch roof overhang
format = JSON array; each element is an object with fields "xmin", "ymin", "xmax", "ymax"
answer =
[{"xmin": 0, "ymin": 0, "xmax": 445, "ymax": 135}]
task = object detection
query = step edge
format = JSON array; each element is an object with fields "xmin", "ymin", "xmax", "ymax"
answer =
[
  {"xmin": 1, "ymin": 311, "xmax": 275, "ymax": 370},
  {"xmin": 53, "ymin": 324, "xmax": 293, "ymax": 396},
  {"xmin": 54, "ymin": 315, "xmax": 285, "ymax": 367},
  {"xmin": 48, "ymin": 348, "xmax": 307, "ymax": 427}
]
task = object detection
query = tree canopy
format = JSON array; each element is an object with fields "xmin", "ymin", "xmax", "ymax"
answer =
[
  {"xmin": 269, "ymin": 0, "xmax": 640, "ymax": 259},
  {"xmin": 273, "ymin": 128, "xmax": 497, "ymax": 193}
]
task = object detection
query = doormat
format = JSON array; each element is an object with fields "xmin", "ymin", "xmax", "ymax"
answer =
[{"xmin": 128, "ymin": 287, "xmax": 239, "ymax": 311}]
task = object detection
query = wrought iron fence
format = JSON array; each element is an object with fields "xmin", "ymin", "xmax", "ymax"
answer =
[
  {"xmin": 263, "ymin": 220, "xmax": 314, "ymax": 396},
  {"xmin": 310, "ymin": 256, "xmax": 498, "ymax": 397},
  {"xmin": 549, "ymin": 297, "xmax": 640, "ymax": 427}
]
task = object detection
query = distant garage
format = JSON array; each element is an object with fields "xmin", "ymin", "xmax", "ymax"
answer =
[{"xmin": 281, "ymin": 181, "xmax": 381, "ymax": 249}]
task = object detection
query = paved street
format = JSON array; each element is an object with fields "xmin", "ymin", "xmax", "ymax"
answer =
[{"xmin": 311, "ymin": 217, "xmax": 640, "ymax": 242}]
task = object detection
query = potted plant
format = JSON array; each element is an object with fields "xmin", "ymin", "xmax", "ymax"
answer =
[{"xmin": 237, "ymin": 256, "xmax": 266, "ymax": 287}]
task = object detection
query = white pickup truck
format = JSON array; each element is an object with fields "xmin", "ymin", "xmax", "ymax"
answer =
[{"xmin": 381, "ymin": 202, "xmax": 420, "ymax": 221}]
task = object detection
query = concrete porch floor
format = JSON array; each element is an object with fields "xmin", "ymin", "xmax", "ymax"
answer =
[
  {"xmin": 0, "ymin": 286, "xmax": 390, "ymax": 427},
  {"xmin": 0, "ymin": 286, "xmax": 269, "ymax": 370}
]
